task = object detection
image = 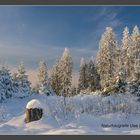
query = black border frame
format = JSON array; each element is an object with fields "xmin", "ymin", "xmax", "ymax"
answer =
[
  {"xmin": 0, "ymin": 0, "xmax": 139, "ymax": 5},
  {"xmin": 0, "ymin": 0, "xmax": 140, "ymax": 139}
]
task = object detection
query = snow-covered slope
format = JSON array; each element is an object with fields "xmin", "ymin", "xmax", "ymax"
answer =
[{"xmin": 0, "ymin": 93, "xmax": 140, "ymax": 135}]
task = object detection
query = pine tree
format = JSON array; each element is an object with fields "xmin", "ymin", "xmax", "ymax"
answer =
[
  {"xmin": 122, "ymin": 27, "xmax": 130, "ymax": 50},
  {"xmin": 59, "ymin": 48, "xmax": 73, "ymax": 97},
  {"xmin": 0, "ymin": 65, "xmax": 13, "ymax": 101},
  {"xmin": 13, "ymin": 62, "xmax": 31, "ymax": 98},
  {"xmin": 12, "ymin": 72, "xmax": 19, "ymax": 96},
  {"xmin": 87, "ymin": 56, "xmax": 100, "ymax": 92},
  {"xmin": 96, "ymin": 27, "xmax": 119, "ymax": 89},
  {"xmin": 50, "ymin": 59, "xmax": 62, "ymax": 96},
  {"xmin": 78, "ymin": 57, "xmax": 88, "ymax": 92},
  {"xmin": 132, "ymin": 34, "xmax": 140, "ymax": 81},
  {"xmin": 37, "ymin": 60, "xmax": 51, "ymax": 96},
  {"xmin": 121, "ymin": 26, "xmax": 131, "ymax": 82},
  {"xmin": 131, "ymin": 25, "xmax": 139, "ymax": 42},
  {"xmin": 50, "ymin": 48, "xmax": 73, "ymax": 118},
  {"xmin": 129, "ymin": 25, "xmax": 140, "ymax": 81}
]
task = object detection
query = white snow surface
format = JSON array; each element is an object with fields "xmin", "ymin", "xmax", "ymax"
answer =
[{"xmin": 1, "ymin": 93, "xmax": 140, "ymax": 135}]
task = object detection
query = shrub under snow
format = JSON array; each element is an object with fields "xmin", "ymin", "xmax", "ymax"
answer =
[{"xmin": 45, "ymin": 92, "xmax": 140, "ymax": 121}]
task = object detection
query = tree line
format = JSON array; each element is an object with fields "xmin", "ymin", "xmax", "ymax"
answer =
[
  {"xmin": 1, "ymin": 25, "xmax": 140, "ymax": 101},
  {"xmin": 79, "ymin": 25, "xmax": 140, "ymax": 95}
]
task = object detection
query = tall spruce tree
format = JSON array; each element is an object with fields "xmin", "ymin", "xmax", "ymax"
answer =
[
  {"xmin": 121, "ymin": 26, "xmax": 131, "ymax": 82},
  {"xmin": 50, "ymin": 48, "xmax": 73, "ymax": 96},
  {"xmin": 96, "ymin": 27, "xmax": 119, "ymax": 89},
  {"xmin": 59, "ymin": 48, "xmax": 73, "ymax": 97},
  {"xmin": 37, "ymin": 60, "xmax": 51, "ymax": 96},
  {"xmin": 50, "ymin": 59, "xmax": 62, "ymax": 96},
  {"xmin": 131, "ymin": 25, "xmax": 140, "ymax": 42},
  {"xmin": 131, "ymin": 27, "xmax": 140, "ymax": 81},
  {"xmin": 78, "ymin": 57, "xmax": 88, "ymax": 92},
  {"xmin": 126, "ymin": 25, "xmax": 140, "ymax": 81},
  {"xmin": 87, "ymin": 56, "xmax": 100, "ymax": 92}
]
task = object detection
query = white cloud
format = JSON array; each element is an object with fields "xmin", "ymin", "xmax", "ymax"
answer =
[{"xmin": 96, "ymin": 7, "xmax": 122, "ymax": 29}]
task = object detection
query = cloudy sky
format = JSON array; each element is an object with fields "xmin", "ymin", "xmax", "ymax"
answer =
[{"xmin": 0, "ymin": 6, "xmax": 139, "ymax": 85}]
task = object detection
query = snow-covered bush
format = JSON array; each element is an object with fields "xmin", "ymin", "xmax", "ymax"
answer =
[
  {"xmin": 0, "ymin": 66, "xmax": 14, "ymax": 102},
  {"xmin": 126, "ymin": 80, "xmax": 140, "ymax": 96},
  {"xmin": 45, "ymin": 92, "xmax": 140, "ymax": 122}
]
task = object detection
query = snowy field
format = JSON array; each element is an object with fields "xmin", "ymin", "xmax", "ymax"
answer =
[{"xmin": 1, "ymin": 93, "xmax": 140, "ymax": 135}]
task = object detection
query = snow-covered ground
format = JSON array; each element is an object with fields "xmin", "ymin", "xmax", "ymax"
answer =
[{"xmin": 1, "ymin": 93, "xmax": 140, "ymax": 135}]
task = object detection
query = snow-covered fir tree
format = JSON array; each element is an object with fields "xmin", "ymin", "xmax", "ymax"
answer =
[
  {"xmin": 129, "ymin": 25, "xmax": 139, "ymax": 82},
  {"xmin": 121, "ymin": 26, "xmax": 131, "ymax": 82},
  {"xmin": 130, "ymin": 25, "xmax": 140, "ymax": 81},
  {"xmin": 59, "ymin": 48, "xmax": 73, "ymax": 97},
  {"xmin": 131, "ymin": 25, "xmax": 140, "ymax": 42},
  {"xmin": 12, "ymin": 72, "xmax": 19, "ymax": 96},
  {"xmin": 78, "ymin": 57, "xmax": 88, "ymax": 92},
  {"xmin": 37, "ymin": 60, "xmax": 51, "ymax": 96},
  {"xmin": 0, "ymin": 65, "xmax": 13, "ymax": 101},
  {"xmin": 50, "ymin": 59, "xmax": 63, "ymax": 96},
  {"xmin": 122, "ymin": 27, "xmax": 130, "ymax": 50},
  {"xmin": 87, "ymin": 56, "xmax": 100, "ymax": 92},
  {"xmin": 134, "ymin": 35, "xmax": 140, "ymax": 81},
  {"xmin": 12, "ymin": 62, "xmax": 31, "ymax": 98},
  {"xmin": 96, "ymin": 27, "xmax": 119, "ymax": 90}
]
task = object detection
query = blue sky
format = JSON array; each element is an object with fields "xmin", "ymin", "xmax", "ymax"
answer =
[{"xmin": 0, "ymin": 6, "xmax": 140, "ymax": 71}]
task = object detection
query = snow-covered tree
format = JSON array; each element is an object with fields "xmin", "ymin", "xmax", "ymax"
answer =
[
  {"xmin": 129, "ymin": 26, "xmax": 140, "ymax": 81},
  {"xmin": 51, "ymin": 48, "xmax": 73, "ymax": 96},
  {"xmin": 12, "ymin": 62, "xmax": 31, "ymax": 98},
  {"xmin": 78, "ymin": 57, "xmax": 88, "ymax": 92},
  {"xmin": 122, "ymin": 27, "xmax": 130, "ymax": 50},
  {"xmin": 121, "ymin": 26, "xmax": 131, "ymax": 82},
  {"xmin": 131, "ymin": 25, "xmax": 140, "ymax": 42},
  {"xmin": 37, "ymin": 60, "xmax": 51, "ymax": 96},
  {"xmin": 132, "ymin": 35, "xmax": 140, "ymax": 81},
  {"xmin": 96, "ymin": 27, "xmax": 119, "ymax": 89},
  {"xmin": 50, "ymin": 59, "xmax": 62, "ymax": 96},
  {"xmin": 59, "ymin": 48, "xmax": 73, "ymax": 97},
  {"xmin": 12, "ymin": 72, "xmax": 19, "ymax": 95},
  {"xmin": 87, "ymin": 56, "xmax": 100, "ymax": 92},
  {"xmin": 0, "ymin": 65, "xmax": 13, "ymax": 101},
  {"xmin": 50, "ymin": 48, "xmax": 73, "ymax": 118}
]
